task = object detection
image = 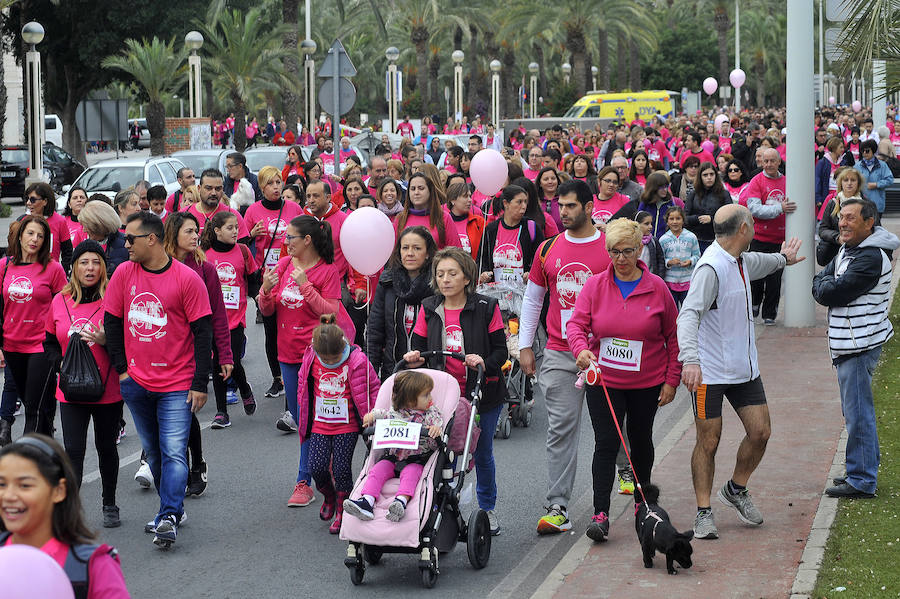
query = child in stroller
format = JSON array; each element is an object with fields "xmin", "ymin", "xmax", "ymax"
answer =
[{"xmin": 344, "ymin": 371, "xmax": 444, "ymax": 523}]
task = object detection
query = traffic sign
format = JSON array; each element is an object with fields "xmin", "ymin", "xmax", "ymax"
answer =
[
  {"xmin": 824, "ymin": 27, "xmax": 847, "ymax": 62},
  {"xmin": 318, "ymin": 39, "xmax": 357, "ymax": 78},
  {"xmin": 318, "ymin": 78, "xmax": 357, "ymax": 116}
]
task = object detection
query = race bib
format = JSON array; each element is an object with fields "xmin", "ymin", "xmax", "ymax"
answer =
[
  {"xmin": 494, "ymin": 266, "xmax": 524, "ymax": 284},
  {"xmin": 460, "ymin": 233, "xmax": 471, "ymax": 253},
  {"xmin": 264, "ymin": 247, "xmax": 281, "ymax": 268},
  {"xmin": 324, "ymin": 161, "xmax": 335, "ymax": 176},
  {"xmin": 221, "ymin": 285, "xmax": 239, "ymax": 310},
  {"xmin": 560, "ymin": 309, "xmax": 573, "ymax": 339},
  {"xmin": 315, "ymin": 395, "xmax": 349, "ymax": 423},
  {"xmin": 372, "ymin": 419, "xmax": 422, "ymax": 450},
  {"xmin": 598, "ymin": 337, "xmax": 643, "ymax": 371}
]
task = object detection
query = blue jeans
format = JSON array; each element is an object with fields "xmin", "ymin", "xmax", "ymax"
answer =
[
  {"xmin": 474, "ymin": 403, "xmax": 502, "ymax": 511},
  {"xmin": 120, "ymin": 377, "xmax": 191, "ymax": 521},
  {"xmin": 279, "ymin": 361, "xmax": 310, "ymax": 484},
  {"xmin": 0, "ymin": 364, "xmax": 19, "ymax": 423},
  {"xmin": 836, "ymin": 346, "xmax": 882, "ymax": 494}
]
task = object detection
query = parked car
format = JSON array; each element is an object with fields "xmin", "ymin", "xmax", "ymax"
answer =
[
  {"xmin": 0, "ymin": 143, "xmax": 84, "ymax": 199},
  {"xmin": 171, "ymin": 149, "xmax": 229, "ymax": 176},
  {"xmin": 44, "ymin": 114, "xmax": 64, "ymax": 148},
  {"xmin": 59, "ymin": 156, "xmax": 186, "ymax": 210},
  {"xmin": 1, "ymin": 146, "xmax": 31, "ymax": 198},
  {"xmin": 43, "ymin": 143, "xmax": 86, "ymax": 191},
  {"xmin": 245, "ymin": 146, "xmax": 295, "ymax": 174},
  {"xmin": 127, "ymin": 118, "xmax": 151, "ymax": 149}
]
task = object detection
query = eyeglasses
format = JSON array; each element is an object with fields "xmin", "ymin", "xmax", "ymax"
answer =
[
  {"xmin": 284, "ymin": 233, "xmax": 304, "ymax": 243},
  {"xmin": 225, "ymin": 163, "xmax": 238, "ymax": 169},
  {"xmin": 124, "ymin": 233, "xmax": 152, "ymax": 244},
  {"xmin": 609, "ymin": 247, "xmax": 638, "ymax": 258},
  {"xmin": 25, "ymin": 195, "xmax": 42, "ymax": 203},
  {"xmin": 601, "ymin": 178, "xmax": 619, "ymax": 185}
]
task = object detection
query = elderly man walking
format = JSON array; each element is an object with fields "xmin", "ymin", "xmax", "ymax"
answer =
[{"xmin": 813, "ymin": 198, "xmax": 899, "ymax": 498}]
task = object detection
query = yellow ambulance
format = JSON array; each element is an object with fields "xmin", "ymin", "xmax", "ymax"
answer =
[{"xmin": 563, "ymin": 91, "xmax": 678, "ymax": 121}]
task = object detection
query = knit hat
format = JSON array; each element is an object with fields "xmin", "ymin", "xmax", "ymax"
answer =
[{"xmin": 71, "ymin": 239, "xmax": 105, "ymax": 265}]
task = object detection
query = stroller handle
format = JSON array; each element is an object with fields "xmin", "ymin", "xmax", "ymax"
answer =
[{"xmin": 394, "ymin": 350, "xmax": 485, "ymax": 404}]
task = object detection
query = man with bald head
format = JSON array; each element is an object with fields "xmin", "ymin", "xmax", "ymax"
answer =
[
  {"xmin": 677, "ymin": 203, "xmax": 804, "ymax": 540},
  {"xmin": 364, "ymin": 156, "xmax": 388, "ymax": 195},
  {"xmin": 743, "ymin": 148, "xmax": 796, "ymax": 325}
]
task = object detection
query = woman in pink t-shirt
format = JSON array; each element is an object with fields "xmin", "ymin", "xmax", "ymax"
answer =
[
  {"xmin": 25, "ymin": 182, "xmax": 73, "ymax": 270},
  {"xmin": 394, "ymin": 173, "xmax": 461, "ymax": 249},
  {"xmin": 0, "ymin": 434, "xmax": 130, "ymax": 598},
  {"xmin": 629, "ymin": 150, "xmax": 650, "ymax": 188},
  {"xmin": 61, "ymin": 186, "xmax": 89, "ymax": 248},
  {"xmin": 44, "ymin": 239, "xmax": 123, "ymax": 528},
  {"xmin": 1, "ymin": 216, "xmax": 67, "ymax": 437}
]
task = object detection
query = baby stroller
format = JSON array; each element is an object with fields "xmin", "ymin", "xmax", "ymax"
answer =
[
  {"xmin": 476, "ymin": 281, "xmax": 534, "ymax": 439},
  {"xmin": 340, "ymin": 351, "xmax": 491, "ymax": 588}
]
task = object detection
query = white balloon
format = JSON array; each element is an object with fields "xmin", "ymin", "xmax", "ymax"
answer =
[
  {"xmin": 729, "ymin": 68, "xmax": 746, "ymax": 89},
  {"xmin": 703, "ymin": 77, "xmax": 718, "ymax": 95}
]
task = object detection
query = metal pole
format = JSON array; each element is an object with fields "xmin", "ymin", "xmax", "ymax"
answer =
[
  {"xmin": 305, "ymin": 0, "xmax": 311, "ymax": 42},
  {"xmin": 784, "ymin": 0, "xmax": 815, "ymax": 327},
  {"xmin": 818, "ymin": 0, "xmax": 824, "ymax": 107},
  {"xmin": 24, "ymin": 47, "xmax": 44, "ymax": 186},
  {"xmin": 530, "ymin": 75, "xmax": 537, "ymax": 119},
  {"xmin": 873, "ymin": 60, "xmax": 886, "ymax": 129},
  {"xmin": 492, "ymin": 73, "xmax": 500, "ymax": 127},
  {"xmin": 388, "ymin": 63, "xmax": 398, "ymax": 132},
  {"xmin": 332, "ymin": 45, "xmax": 341, "ymax": 161},
  {"xmin": 735, "ymin": 0, "xmax": 741, "ymax": 112},
  {"xmin": 189, "ymin": 54, "xmax": 202, "ymax": 118},
  {"xmin": 454, "ymin": 64, "xmax": 463, "ymax": 120},
  {"xmin": 305, "ymin": 58, "xmax": 315, "ymax": 135}
]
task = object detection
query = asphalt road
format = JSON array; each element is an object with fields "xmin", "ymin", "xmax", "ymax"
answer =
[{"xmin": 2, "ymin": 311, "xmax": 693, "ymax": 598}]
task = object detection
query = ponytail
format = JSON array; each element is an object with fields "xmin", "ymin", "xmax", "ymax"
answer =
[
  {"xmin": 200, "ymin": 212, "xmax": 236, "ymax": 251},
  {"xmin": 290, "ymin": 214, "xmax": 334, "ymax": 263},
  {"xmin": 312, "ymin": 313, "xmax": 345, "ymax": 356}
]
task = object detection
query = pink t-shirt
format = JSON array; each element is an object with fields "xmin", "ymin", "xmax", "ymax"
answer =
[
  {"xmin": 451, "ymin": 216, "xmax": 472, "ymax": 254},
  {"xmin": 205, "ymin": 244, "xmax": 258, "ymax": 330},
  {"xmin": 1, "ymin": 259, "xmax": 67, "ymax": 353},
  {"xmin": 104, "ymin": 259, "xmax": 212, "ymax": 392},
  {"xmin": 310, "ymin": 357, "xmax": 360, "ymax": 435},
  {"xmin": 591, "ymin": 192, "xmax": 630, "ymax": 224},
  {"xmin": 45, "ymin": 212, "xmax": 72, "ymax": 263},
  {"xmin": 46, "ymin": 294, "xmax": 120, "ymax": 404},
  {"xmin": 306, "ymin": 208, "xmax": 350, "ymax": 281},
  {"xmin": 64, "ymin": 215, "xmax": 86, "ymax": 248},
  {"xmin": 412, "ymin": 304, "xmax": 504, "ymax": 397},
  {"xmin": 528, "ymin": 232, "xmax": 612, "ymax": 352},
  {"xmin": 492, "ymin": 222, "xmax": 524, "ymax": 281},
  {"xmin": 266, "ymin": 257, "xmax": 341, "ymax": 363},
  {"xmin": 243, "ymin": 200, "xmax": 303, "ymax": 268},
  {"xmin": 395, "ymin": 212, "xmax": 463, "ymax": 249},
  {"xmin": 397, "ymin": 122, "xmax": 415, "ymax": 138},
  {"xmin": 523, "ymin": 168, "xmax": 540, "ymax": 181},
  {"xmin": 187, "ymin": 203, "xmax": 250, "ymax": 238}
]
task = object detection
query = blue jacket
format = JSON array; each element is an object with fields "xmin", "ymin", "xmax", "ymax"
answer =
[{"xmin": 854, "ymin": 158, "xmax": 894, "ymax": 212}]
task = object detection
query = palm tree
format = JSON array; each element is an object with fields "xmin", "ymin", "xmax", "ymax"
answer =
[
  {"xmin": 836, "ymin": 0, "xmax": 900, "ymax": 96},
  {"xmin": 200, "ymin": 7, "xmax": 291, "ymax": 151},
  {"xmin": 742, "ymin": 9, "xmax": 785, "ymax": 107},
  {"xmin": 283, "ymin": 0, "xmax": 300, "ymax": 132},
  {"xmin": 673, "ymin": 0, "xmax": 734, "ymax": 87},
  {"xmin": 101, "ymin": 37, "xmax": 186, "ymax": 156}
]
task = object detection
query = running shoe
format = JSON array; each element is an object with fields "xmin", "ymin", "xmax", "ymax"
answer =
[
  {"xmin": 617, "ymin": 468, "xmax": 635, "ymax": 495},
  {"xmin": 343, "ymin": 497, "xmax": 375, "ymax": 521},
  {"xmin": 145, "ymin": 511, "xmax": 186, "ymax": 534},
  {"xmin": 537, "ymin": 504, "xmax": 572, "ymax": 534},
  {"xmin": 185, "ymin": 461, "xmax": 208, "ymax": 497},
  {"xmin": 265, "ymin": 379, "xmax": 284, "ymax": 398},
  {"xmin": 226, "ymin": 389, "xmax": 239, "ymax": 405},
  {"xmin": 585, "ymin": 512, "xmax": 609, "ymax": 542},
  {"xmin": 153, "ymin": 515, "xmax": 177, "ymax": 548},
  {"xmin": 211, "ymin": 412, "xmax": 231, "ymax": 429},
  {"xmin": 14, "ymin": 401, "xmax": 22, "ymax": 416},
  {"xmin": 102, "ymin": 505, "xmax": 121, "ymax": 529},
  {"xmin": 763, "ymin": 318, "xmax": 776, "ymax": 326},
  {"xmin": 386, "ymin": 499, "xmax": 406, "ymax": 522},
  {"xmin": 718, "ymin": 483, "xmax": 764, "ymax": 525},
  {"xmin": 134, "ymin": 460, "xmax": 153, "ymax": 489},
  {"xmin": 242, "ymin": 392, "xmax": 257, "ymax": 416},
  {"xmin": 276, "ymin": 410, "xmax": 297, "ymax": 433},
  {"xmin": 116, "ymin": 424, "xmax": 126, "ymax": 445},
  {"xmin": 693, "ymin": 509, "xmax": 718, "ymax": 539},
  {"xmin": 287, "ymin": 481, "xmax": 315, "ymax": 507},
  {"xmin": 487, "ymin": 509, "xmax": 501, "ymax": 536}
]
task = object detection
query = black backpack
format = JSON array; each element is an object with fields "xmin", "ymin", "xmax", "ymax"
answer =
[{"xmin": 58, "ymin": 301, "xmax": 106, "ymax": 403}]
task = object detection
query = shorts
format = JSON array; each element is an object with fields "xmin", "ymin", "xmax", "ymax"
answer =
[{"xmin": 692, "ymin": 377, "xmax": 767, "ymax": 420}]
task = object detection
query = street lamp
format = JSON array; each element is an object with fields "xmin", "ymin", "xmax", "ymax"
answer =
[
  {"xmin": 490, "ymin": 59, "xmax": 501, "ymax": 128},
  {"xmin": 591, "ymin": 66, "xmax": 598, "ymax": 91},
  {"xmin": 22, "ymin": 21, "xmax": 44, "ymax": 187},
  {"xmin": 562, "ymin": 62, "xmax": 571, "ymax": 85},
  {"xmin": 386, "ymin": 46, "xmax": 400, "ymax": 133},
  {"xmin": 301, "ymin": 39, "xmax": 317, "ymax": 135},
  {"xmin": 185, "ymin": 31, "xmax": 203, "ymax": 119},
  {"xmin": 528, "ymin": 62, "xmax": 539, "ymax": 119},
  {"xmin": 452, "ymin": 50, "xmax": 464, "ymax": 121}
]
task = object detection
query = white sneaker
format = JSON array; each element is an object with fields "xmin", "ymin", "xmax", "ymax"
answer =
[
  {"xmin": 275, "ymin": 410, "xmax": 297, "ymax": 433},
  {"xmin": 135, "ymin": 460, "xmax": 153, "ymax": 489},
  {"xmin": 487, "ymin": 509, "xmax": 501, "ymax": 536}
]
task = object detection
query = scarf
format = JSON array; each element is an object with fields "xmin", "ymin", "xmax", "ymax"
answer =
[{"xmin": 378, "ymin": 201, "xmax": 404, "ymax": 218}]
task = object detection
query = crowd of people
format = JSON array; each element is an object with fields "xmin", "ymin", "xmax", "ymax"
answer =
[{"xmin": 1, "ymin": 101, "xmax": 897, "ymax": 596}]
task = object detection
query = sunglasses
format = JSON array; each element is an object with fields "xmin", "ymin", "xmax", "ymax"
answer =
[
  {"xmin": 25, "ymin": 195, "xmax": 42, "ymax": 203},
  {"xmin": 124, "ymin": 233, "xmax": 152, "ymax": 244},
  {"xmin": 727, "ymin": 168, "xmax": 741, "ymax": 172}
]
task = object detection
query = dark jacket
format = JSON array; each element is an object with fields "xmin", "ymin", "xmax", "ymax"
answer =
[
  {"xmin": 816, "ymin": 195, "xmax": 882, "ymax": 266},
  {"xmin": 642, "ymin": 236, "xmax": 666, "ymax": 277},
  {"xmin": 366, "ymin": 267, "xmax": 434, "ymax": 379},
  {"xmin": 814, "ymin": 153, "xmax": 853, "ymax": 208},
  {"xmin": 224, "ymin": 170, "xmax": 263, "ymax": 205},
  {"xmin": 104, "ymin": 231, "xmax": 129, "ymax": 275},
  {"xmin": 684, "ymin": 188, "xmax": 732, "ymax": 243},
  {"xmin": 411, "ymin": 293, "xmax": 508, "ymax": 413},
  {"xmin": 477, "ymin": 218, "xmax": 544, "ymax": 277}
]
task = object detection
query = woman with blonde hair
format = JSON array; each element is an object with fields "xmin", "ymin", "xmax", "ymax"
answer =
[
  {"xmin": 817, "ymin": 167, "xmax": 869, "ymax": 265},
  {"xmin": 78, "ymin": 200, "xmax": 130, "ymax": 275},
  {"xmin": 179, "ymin": 184, "xmax": 200, "ymax": 211}
]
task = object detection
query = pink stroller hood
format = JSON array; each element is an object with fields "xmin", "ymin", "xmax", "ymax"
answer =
[{"xmin": 340, "ymin": 368, "xmax": 463, "ymax": 548}]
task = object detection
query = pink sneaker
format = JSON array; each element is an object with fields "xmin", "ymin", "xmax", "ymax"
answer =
[{"xmin": 287, "ymin": 481, "xmax": 316, "ymax": 507}]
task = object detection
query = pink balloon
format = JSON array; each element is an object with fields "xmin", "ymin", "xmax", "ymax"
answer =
[
  {"xmin": 339, "ymin": 206, "xmax": 396, "ymax": 276},
  {"xmin": 729, "ymin": 68, "xmax": 746, "ymax": 89},
  {"xmin": 714, "ymin": 114, "xmax": 729, "ymax": 131},
  {"xmin": 852, "ymin": 100, "xmax": 862, "ymax": 112},
  {"xmin": 0, "ymin": 545, "xmax": 75, "ymax": 599},
  {"xmin": 828, "ymin": 96, "xmax": 836, "ymax": 105},
  {"xmin": 470, "ymin": 149, "xmax": 509, "ymax": 196},
  {"xmin": 703, "ymin": 77, "xmax": 718, "ymax": 96},
  {"xmin": 701, "ymin": 140, "xmax": 715, "ymax": 153}
]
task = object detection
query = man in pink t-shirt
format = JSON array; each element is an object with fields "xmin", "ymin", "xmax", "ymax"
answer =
[
  {"xmin": 104, "ymin": 211, "xmax": 213, "ymax": 548},
  {"xmin": 188, "ymin": 170, "xmax": 250, "ymax": 240}
]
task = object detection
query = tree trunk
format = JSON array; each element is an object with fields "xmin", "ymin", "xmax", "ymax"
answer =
[
  {"xmin": 629, "ymin": 39, "xmax": 641, "ymax": 91},
  {"xmin": 233, "ymin": 95, "xmax": 247, "ymax": 152},
  {"xmin": 616, "ymin": 32, "xmax": 628, "ymax": 91},
  {"xmin": 567, "ymin": 27, "xmax": 588, "ymax": 97},
  {"xmin": 412, "ymin": 26, "xmax": 429, "ymax": 109},
  {"xmin": 533, "ymin": 42, "xmax": 545, "ymax": 111},
  {"xmin": 754, "ymin": 63, "xmax": 765, "ymax": 108},
  {"xmin": 61, "ymin": 66, "xmax": 87, "ymax": 163},
  {"xmin": 501, "ymin": 47, "xmax": 517, "ymax": 119},
  {"xmin": 282, "ymin": 0, "xmax": 300, "ymax": 130},
  {"xmin": 429, "ymin": 51, "xmax": 441, "ymax": 114},
  {"xmin": 466, "ymin": 25, "xmax": 481, "ymax": 116},
  {"xmin": 714, "ymin": 8, "xmax": 731, "ymax": 86},
  {"xmin": 147, "ymin": 100, "xmax": 166, "ymax": 156},
  {"xmin": 597, "ymin": 28, "xmax": 609, "ymax": 91}
]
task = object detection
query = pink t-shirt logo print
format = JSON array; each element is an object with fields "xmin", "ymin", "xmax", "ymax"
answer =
[
  {"xmin": 8, "ymin": 276, "xmax": 34, "ymax": 303},
  {"xmin": 127, "ymin": 292, "xmax": 169, "ymax": 340}
]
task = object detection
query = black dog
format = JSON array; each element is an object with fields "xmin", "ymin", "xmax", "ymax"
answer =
[{"xmin": 634, "ymin": 484, "xmax": 693, "ymax": 575}]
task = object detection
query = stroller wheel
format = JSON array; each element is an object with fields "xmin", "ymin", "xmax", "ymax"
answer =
[
  {"xmin": 421, "ymin": 567, "xmax": 438, "ymax": 588},
  {"xmin": 350, "ymin": 565, "xmax": 365, "ymax": 586},
  {"xmin": 523, "ymin": 406, "xmax": 533, "ymax": 427},
  {"xmin": 467, "ymin": 509, "xmax": 492, "ymax": 569},
  {"xmin": 363, "ymin": 545, "xmax": 383, "ymax": 565},
  {"xmin": 501, "ymin": 417, "xmax": 511, "ymax": 439}
]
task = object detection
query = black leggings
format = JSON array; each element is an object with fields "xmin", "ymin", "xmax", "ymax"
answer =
[
  {"xmin": 308, "ymin": 432, "xmax": 358, "ymax": 494},
  {"xmin": 262, "ymin": 312, "xmax": 281, "ymax": 380},
  {"xmin": 585, "ymin": 383, "xmax": 661, "ymax": 514},
  {"xmin": 188, "ymin": 414, "xmax": 202, "ymax": 469},
  {"xmin": 213, "ymin": 327, "xmax": 252, "ymax": 414},
  {"xmin": 4, "ymin": 351, "xmax": 56, "ymax": 435},
  {"xmin": 59, "ymin": 401, "xmax": 121, "ymax": 506}
]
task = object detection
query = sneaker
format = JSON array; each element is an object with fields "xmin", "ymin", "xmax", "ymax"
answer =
[
  {"xmin": 153, "ymin": 514, "xmax": 177, "ymax": 547},
  {"xmin": 145, "ymin": 511, "xmax": 186, "ymax": 534},
  {"xmin": 134, "ymin": 460, "xmax": 153, "ymax": 489},
  {"xmin": 287, "ymin": 480, "xmax": 315, "ymax": 507},
  {"xmin": 116, "ymin": 424, "xmax": 126, "ymax": 445},
  {"xmin": 693, "ymin": 509, "xmax": 719, "ymax": 539},
  {"xmin": 265, "ymin": 379, "xmax": 284, "ymax": 398},
  {"xmin": 343, "ymin": 497, "xmax": 375, "ymax": 521},
  {"xmin": 537, "ymin": 504, "xmax": 572, "ymax": 535},
  {"xmin": 763, "ymin": 318, "xmax": 776, "ymax": 326},
  {"xmin": 585, "ymin": 512, "xmax": 609, "ymax": 542},
  {"xmin": 242, "ymin": 392, "xmax": 257, "ymax": 416},
  {"xmin": 276, "ymin": 410, "xmax": 297, "ymax": 433},
  {"xmin": 752, "ymin": 304, "xmax": 761, "ymax": 318},
  {"xmin": 487, "ymin": 509, "xmax": 501, "ymax": 536},
  {"xmin": 211, "ymin": 412, "xmax": 231, "ymax": 429},
  {"xmin": 386, "ymin": 498, "xmax": 406, "ymax": 522},
  {"xmin": 185, "ymin": 461, "xmax": 208, "ymax": 497},
  {"xmin": 102, "ymin": 505, "xmax": 121, "ymax": 528},
  {"xmin": 226, "ymin": 389, "xmax": 239, "ymax": 405},
  {"xmin": 718, "ymin": 483, "xmax": 764, "ymax": 526},
  {"xmin": 617, "ymin": 468, "xmax": 635, "ymax": 495},
  {"xmin": 14, "ymin": 400, "xmax": 22, "ymax": 416}
]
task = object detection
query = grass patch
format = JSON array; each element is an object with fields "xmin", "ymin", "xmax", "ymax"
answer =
[{"xmin": 813, "ymin": 294, "xmax": 900, "ymax": 598}]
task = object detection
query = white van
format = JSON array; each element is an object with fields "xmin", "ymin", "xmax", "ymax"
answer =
[{"xmin": 44, "ymin": 114, "xmax": 63, "ymax": 147}]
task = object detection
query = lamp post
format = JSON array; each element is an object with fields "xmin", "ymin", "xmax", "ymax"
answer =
[
  {"xmin": 22, "ymin": 21, "xmax": 44, "ymax": 187},
  {"xmin": 301, "ymin": 39, "xmax": 317, "ymax": 135},
  {"xmin": 452, "ymin": 50, "xmax": 464, "ymax": 120},
  {"xmin": 490, "ymin": 59, "xmax": 501, "ymax": 128},
  {"xmin": 591, "ymin": 66, "xmax": 598, "ymax": 91},
  {"xmin": 386, "ymin": 46, "xmax": 400, "ymax": 133},
  {"xmin": 562, "ymin": 62, "xmax": 571, "ymax": 85},
  {"xmin": 734, "ymin": 0, "xmax": 741, "ymax": 111},
  {"xmin": 528, "ymin": 62, "xmax": 539, "ymax": 119},
  {"xmin": 185, "ymin": 31, "xmax": 203, "ymax": 119}
]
